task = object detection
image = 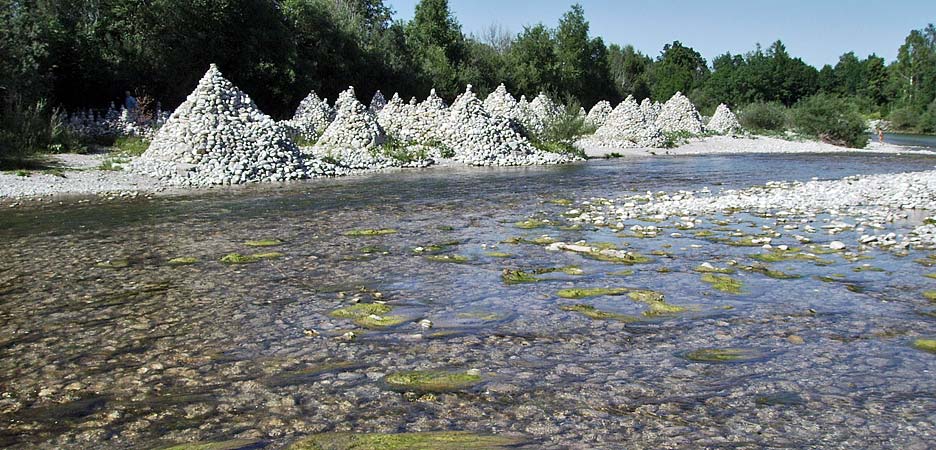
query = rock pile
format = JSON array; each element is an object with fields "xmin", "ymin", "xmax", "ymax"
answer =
[
  {"xmin": 66, "ymin": 104, "xmax": 169, "ymax": 141},
  {"xmin": 585, "ymin": 101, "xmax": 613, "ymax": 128},
  {"xmin": 655, "ymin": 92, "xmax": 704, "ymax": 134},
  {"xmin": 281, "ymin": 90, "xmax": 334, "ymax": 142},
  {"xmin": 581, "ymin": 95, "xmax": 665, "ymax": 148},
  {"xmin": 309, "ymin": 87, "xmax": 404, "ymax": 170},
  {"xmin": 483, "ymin": 84, "xmax": 524, "ymax": 132},
  {"xmin": 640, "ymin": 98, "xmax": 661, "ymax": 123},
  {"xmin": 131, "ymin": 64, "xmax": 338, "ymax": 185},
  {"xmin": 369, "ymin": 91, "xmax": 387, "ymax": 114},
  {"xmin": 439, "ymin": 85, "xmax": 572, "ymax": 166},
  {"xmin": 707, "ymin": 104, "xmax": 742, "ymax": 135},
  {"xmin": 523, "ymin": 93, "xmax": 562, "ymax": 138}
]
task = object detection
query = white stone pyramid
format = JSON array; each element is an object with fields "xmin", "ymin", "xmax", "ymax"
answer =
[
  {"xmin": 655, "ymin": 91, "xmax": 704, "ymax": 134},
  {"xmin": 707, "ymin": 103, "xmax": 742, "ymax": 134}
]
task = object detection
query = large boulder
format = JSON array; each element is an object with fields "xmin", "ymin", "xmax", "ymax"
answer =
[
  {"xmin": 707, "ymin": 103, "xmax": 742, "ymax": 135},
  {"xmin": 131, "ymin": 64, "xmax": 338, "ymax": 185},
  {"xmin": 655, "ymin": 92, "xmax": 704, "ymax": 134}
]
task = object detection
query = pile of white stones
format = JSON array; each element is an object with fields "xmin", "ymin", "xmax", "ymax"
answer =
[
  {"xmin": 441, "ymin": 85, "xmax": 572, "ymax": 166},
  {"xmin": 280, "ymin": 90, "xmax": 334, "ymax": 142},
  {"xmin": 131, "ymin": 64, "xmax": 340, "ymax": 185},
  {"xmin": 585, "ymin": 101, "xmax": 613, "ymax": 128},
  {"xmin": 66, "ymin": 104, "xmax": 169, "ymax": 141},
  {"xmin": 706, "ymin": 103, "xmax": 742, "ymax": 135},
  {"xmin": 580, "ymin": 95, "xmax": 666, "ymax": 148},
  {"xmin": 655, "ymin": 91, "xmax": 704, "ymax": 134}
]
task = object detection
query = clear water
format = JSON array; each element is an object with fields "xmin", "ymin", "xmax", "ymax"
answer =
[{"xmin": 1, "ymin": 153, "xmax": 935, "ymax": 449}]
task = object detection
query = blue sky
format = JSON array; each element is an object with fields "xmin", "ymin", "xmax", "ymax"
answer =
[{"xmin": 385, "ymin": 0, "xmax": 936, "ymax": 67}]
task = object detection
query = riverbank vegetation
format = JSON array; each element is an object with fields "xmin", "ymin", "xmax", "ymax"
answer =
[{"xmin": 2, "ymin": 0, "xmax": 934, "ymax": 165}]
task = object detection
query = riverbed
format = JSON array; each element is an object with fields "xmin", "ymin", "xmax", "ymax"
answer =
[{"xmin": 1, "ymin": 153, "xmax": 935, "ymax": 449}]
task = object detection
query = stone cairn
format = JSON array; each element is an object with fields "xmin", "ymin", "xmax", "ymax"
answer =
[
  {"xmin": 655, "ymin": 91, "xmax": 704, "ymax": 134},
  {"xmin": 310, "ymin": 87, "xmax": 407, "ymax": 170},
  {"xmin": 707, "ymin": 103, "xmax": 742, "ymax": 135},
  {"xmin": 640, "ymin": 98, "xmax": 661, "ymax": 124},
  {"xmin": 483, "ymin": 84, "xmax": 524, "ymax": 132},
  {"xmin": 585, "ymin": 101, "xmax": 613, "ymax": 128},
  {"xmin": 522, "ymin": 93, "xmax": 562, "ymax": 139},
  {"xmin": 438, "ymin": 85, "xmax": 571, "ymax": 166},
  {"xmin": 281, "ymin": 90, "xmax": 335, "ymax": 143},
  {"xmin": 369, "ymin": 91, "xmax": 387, "ymax": 114},
  {"xmin": 581, "ymin": 95, "xmax": 665, "ymax": 148},
  {"xmin": 131, "ymin": 64, "xmax": 338, "ymax": 185}
]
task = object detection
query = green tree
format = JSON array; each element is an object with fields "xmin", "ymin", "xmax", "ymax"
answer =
[
  {"xmin": 607, "ymin": 44, "xmax": 651, "ymax": 101},
  {"xmin": 406, "ymin": 0, "xmax": 465, "ymax": 98},
  {"xmin": 649, "ymin": 41, "xmax": 708, "ymax": 102},
  {"xmin": 507, "ymin": 24, "xmax": 559, "ymax": 97}
]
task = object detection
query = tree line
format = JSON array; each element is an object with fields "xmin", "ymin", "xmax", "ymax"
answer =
[{"xmin": 2, "ymin": 0, "xmax": 935, "ymax": 160}]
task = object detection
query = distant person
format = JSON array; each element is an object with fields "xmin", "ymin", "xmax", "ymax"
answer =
[
  {"xmin": 878, "ymin": 128, "xmax": 884, "ymax": 144},
  {"xmin": 124, "ymin": 91, "xmax": 138, "ymax": 114}
]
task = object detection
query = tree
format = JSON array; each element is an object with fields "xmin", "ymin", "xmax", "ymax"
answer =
[
  {"xmin": 507, "ymin": 24, "xmax": 559, "ymax": 97},
  {"xmin": 553, "ymin": 4, "xmax": 614, "ymax": 106},
  {"xmin": 406, "ymin": 0, "xmax": 465, "ymax": 97},
  {"xmin": 649, "ymin": 41, "xmax": 708, "ymax": 102},
  {"xmin": 607, "ymin": 44, "xmax": 651, "ymax": 101}
]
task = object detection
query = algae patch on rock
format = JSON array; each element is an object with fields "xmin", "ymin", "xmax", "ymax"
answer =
[
  {"xmin": 344, "ymin": 229, "xmax": 398, "ymax": 237},
  {"xmin": 426, "ymin": 254, "xmax": 470, "ymax": 264},
  {"xmin": 168, "ymin": 257, "xmax": 198, "ymax": 266},
  {"xmin": 383, "ymin": 370, "xmax": 482, "ymax": 392},
  {"xmin": 330, "ymin": 303, "xmax": 405, "ymax": 329},
  {"xmin": 289, "ymin": 431, "xmax": 523, "ymax": 450},
  {"xmin": 912, "ymin": 339, "xmax": 936, "ymax": 354},
  {"xmin": 485, "ymin": 252, "xmax": 512, "ymax": 258},
  {"xmin": 515, "ymin": 218, "xmax": 551, "ymax": 229},
  {"xmin": 158, "ymin": 439, "xmax": 262, "ymax": 450},
  {"xmin": 557, "ymin": 287, "xmax": 628, "ymax": 299},
  {"xmin": 924, "ymin": 291, "xmax": 936, "ymax": 302},
  {"xmin": 244, "ymin": 238, "xmax": 284, "ymax": 247},
  {"xmin": 560, "ymin": 304, "xmax": 638, "ymax": 322},
  {"xmin": 220, "ymin": 252, "xmax": 284, "ymax": 264},
  {"xmin": 701, "ymin": 274, "xmax": 743, "ymax": 294},
  {"xmin": 627, "ymin": 289, "xmax": 686, "ymax": 316},
  {"xmin": 681, "ymin": 348, "xmax": 765, "ymax": 363}
]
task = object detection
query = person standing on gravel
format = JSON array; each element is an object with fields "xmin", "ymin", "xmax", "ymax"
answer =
[{"xmin": 124, "ymin": 91, "xmax": 139, "ymax": 116}]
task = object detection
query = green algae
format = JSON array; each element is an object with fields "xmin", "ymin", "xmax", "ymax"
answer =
[
  {"xmin": 924, "ymin": 273, "xmax": 936, "ymax": 279},
  {"xmin": 610, "ymin": 270, "xmax": 635, "ymax": 276},
  {"xmin": 219, "ymin": 252, "xmax": 284, "ymax": 264},
  {"xmin": 289, "ymin": 431, "xmax": 523, "ymax": 450},
  {"xmin": 168, "ymin": 257, "xmax": 198, "ymax": 266},
  {"xmin": 744, "ymin": 265, "xmax": 801, "ymax": 279},
  {"xmin": 159, "ymin": 439, "xmax": 262, "ymax": 450},
  {"xmin": 384, "ymin": 370, "xmax": 481, "ymax": 392},
  {"xmin": 95, "ymin": 259, "xmax": 129, "ymax": 269},
  {"xmin": 557, "ymin": 287, "xmax": 628, "ymax": 299},
  {"xmin": 693, "ymin": 230, "xmax": 715, "ymax": 238},
  {"xmin": 244, "ymin": 239, "xmax": 283, "ymax": 247},
  {"xmin": 330, "ymin": 303, "xmax": 405, "ymax": 329},
  {"xmin": 852, "ymin": 266, "xmax": 885, "ymax": 273},
  {"xmin": 426, "ymin": 254, "xmax": 469, "ymax": 263},
  {"xmin": 750, "ymin": 249, "xmax": 832, "ymax": 265},
  {"xmin": 583, "ymin": 251, "xmax": 651, "ymax": 265},
  {"xmin": 264, "ymin": 362, "xmax": 360, "ymax": 387},
  {"xmin": 693, "ymin": 264, "xmax": 735, "ymax": 274},
  {"xmin": 627, "ymin": 289, "xmax": 685, "ymax": 316},
  {"xmin": 360, "ymin": 245, "xmax": 390, "ymax": 255},
  {"xmin": 924, "ymin": 291, "xmax": 936, "ymax": 301},
  {"xmin": 515, "ymin": 219, "xmax": 550, "ymax": 229},
  {"xmin": 701, "ymin": 274, "xmax": 743, "ymax": 294},
  {"xmin": 344, "ymin": 228, "xmax": 398, "ymax": 237},
  {"xmin": 560, "ymin": 304, "xmax": 638, "ymax": 322},
  {"xmin": 330, "ymin": 303, "xmax": 392, "ymax": 319},
  {"xmin": 681, "ymin": 347, "xmax": 765, "ymax": 363},
  {"xmin": 501, "ymin": 269, "xmax": 539, "ymax": 285},
  {"xmin": 485, "ymin": 252, "xmax": 511, "ymax": 258},
  {"xmin": 912, "ymin": 339, "xmax": 936, "ymax": 354}
]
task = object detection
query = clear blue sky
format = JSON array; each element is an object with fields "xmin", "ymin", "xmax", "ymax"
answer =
[{"xmin": 385, "ymin": 0, "xmax": 936, "ymax": 67}]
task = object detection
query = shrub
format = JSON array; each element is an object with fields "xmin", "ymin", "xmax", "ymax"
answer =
[
  {"xmin": 531, "ymin": 99, "xmax": 592, "ymax": 157},
  {"xmin": 112, "ymin": 136, "xmax": 150, "ymax": 156},
  {"xmin": 738, "ymin": 102, "xmax": 788, "ymax": 131},
  {"xmin": 918, "ymin": 100, "xmax": 936, "ymax": 134},
  {"xmin": 888, "ymin": 106, "xmax": 919, "ymax": 131},
  {"xmin": 791, "ymin": 94, "xmax": 868, "ymax": 148},
  {"xmin": 0, "ymin": 96, "xmax": 53, "ymax": 167}
]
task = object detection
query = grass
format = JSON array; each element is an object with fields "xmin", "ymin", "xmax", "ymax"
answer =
[{"xmin": 113, "ymin": 136, "xmax": 150, "ymax": 156}]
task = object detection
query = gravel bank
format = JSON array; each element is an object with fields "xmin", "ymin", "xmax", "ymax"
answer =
[{"xmin": 580, "ymin": 135, "xmax": 936, "ymax": 158}]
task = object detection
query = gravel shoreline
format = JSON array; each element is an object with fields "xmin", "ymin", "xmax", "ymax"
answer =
[{"xmin": 2, "ymin": 136, "xmax": 933, "ymax": 204}]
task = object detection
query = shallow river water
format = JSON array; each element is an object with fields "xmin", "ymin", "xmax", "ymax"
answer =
[{"xmin": 1, "ymin": 153, "xmax": 935, "ymax": 449}]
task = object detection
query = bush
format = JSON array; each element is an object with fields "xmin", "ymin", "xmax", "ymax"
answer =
[
  {"xmin": 0, "ymin": 97, "xmax": 53, "ymax": 167},
  {"xmin": 791, "ymin": 94, "xmax": 868, "ymax": 148},
  {"xmin": 918, "ymin": 100, "xmax": 936, "ymax": 134},
  {"xmin": 112, "ymin": 136, "xmax": 150, "ymax": 156},
  {"xmin": 888, "ymin": 106, "xmax": 919, "ymax": 131},
  {"xmin": 738, "ymin": 102, "xmax": 788, "ymax": 131},
  {"xmin": 531, "ymin": 99, "xmax": 592, "ymax": 157}
]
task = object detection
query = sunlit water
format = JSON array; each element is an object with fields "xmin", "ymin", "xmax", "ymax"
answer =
[{"xmin": 1, "ymin": 153, "xmax": 935, "ymax": 449}]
